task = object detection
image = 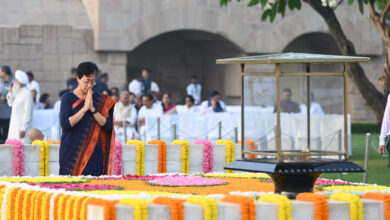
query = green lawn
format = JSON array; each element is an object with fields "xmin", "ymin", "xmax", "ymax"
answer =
[{"xmin": 321, "ymin": 133, "xmax": 390, "ymax": 186}]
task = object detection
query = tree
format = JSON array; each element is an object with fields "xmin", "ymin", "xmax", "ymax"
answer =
[{"xmin": 220, "ymin": 0, "xmax": 386, "ymax": 122}]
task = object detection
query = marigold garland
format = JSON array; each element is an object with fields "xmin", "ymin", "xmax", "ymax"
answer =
[
  {"xmin": 113, "ymin": 140, "xmax": 124, "ymax": 175},
  {"xmin": 186, "ymin": 196, "xmax": 218, "ymax": 220},
  {"xmin": 153, "ymin": 197, "xmax": 185, "ymax": 220},
  {"xmin": 216, "ymin": 140, "xmax": 235, "ymax": 173},
  {"xmin": 221, "ymin": 195, "xmax": 256, "ymax": 220},
  {"xmin": 239, "ymin": 140, "xmax": 256, "ymax": 159},
  {"xmin": 329, "ymin": 192, "xmax": 363, "ymax": 220},
  {"xmin": 172, "ymin": 140, "xmax": 190, "ymax": 173},
  {"xmin": 296, "ymin": 192, "xmax": 329, "ymax": 220},
  {"xmin": 194, "ymin": 140, "xmax": 214, "ymax": 173},
  {"xmin": 120, "ymin": 198, "xmax": 150, "ymax": 220},
  {"xmin": 258, "ymin": 194, "xmax": 292, "ymax": 220},
  {"xmin": 148, "ymin": 140, "xmax": 167, "ymax": 173},
  {"xmin": 127, "ymin": 140, "xmax": 145, "ymax": 175},
  {"xmin": 362, "ymin": 193, "xmax": 390, "ymax": 220},
  {"xmin": 87, "ymin": 198, "xmax": 118, "ymax": 220},
  {"xmin": 32, "ymin": 140, "xmax": 50, "ymax": 176},
  {"xmin": 5, "ymin": 139, "xmax": 25, "ymax": 176}
]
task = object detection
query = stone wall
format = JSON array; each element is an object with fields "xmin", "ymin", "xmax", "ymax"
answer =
[{"xmin": 0, "ymin": 24, "xmax": 128, "ymax": 102}]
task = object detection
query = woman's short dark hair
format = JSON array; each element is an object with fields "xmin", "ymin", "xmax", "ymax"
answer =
[
  {"xmin": 185, "ymin": 95, "xmax": 195, "ymax": 104},
  {"xmin": 39, "ymin": 93, "xmax": 49, "ymax": 103},
  {"xmin": 77, "ymin": 62, "xmax": 99, "ymax": 78}
]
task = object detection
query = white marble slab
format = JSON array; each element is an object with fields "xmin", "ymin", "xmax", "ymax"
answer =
[{"xmin": 49, "ymin": 144, "xmax": 60, "ymax": 175}]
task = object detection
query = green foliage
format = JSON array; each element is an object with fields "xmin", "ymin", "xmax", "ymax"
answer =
[
  {"xmin": 351, "ymin": 122, "xmax": 381, "ymax": 134},
  {"xmin": 220, "ymin": 0, "xmax": 302, "ymax": 22},
  {"xmin": 322, "ymin": 133, "xmax": 389, "ymax": 186}
]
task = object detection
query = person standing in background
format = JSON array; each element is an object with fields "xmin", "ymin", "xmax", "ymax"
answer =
[
  {"xmin": 93, "ymin": 73, "xmax": 109, "ymax": 93},
  {"xmin": 186, "ymin": 75, "xmax": 202, "ymax": 105},
  {"xmin": 7, "ymin": 70, "xmax": 34, "ymax": 143},
  {"xmin": 0, "ymin": 65, "xmax": 13, "ymax": 144},
  {"xmin": 128, "ymin": 76, "xmax": 142, "ymax": 96},
  {"xmin": 27, "ymin": 72, "xmax": 40, "ymax": 100},
  {"xmin": 67, "ymin": 67, "xmax": 78, "ymax": 91}
]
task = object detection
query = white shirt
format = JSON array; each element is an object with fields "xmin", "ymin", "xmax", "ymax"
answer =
[
  {"xmin": 299, "ymin": 102, "xmax": 324, "ymax": 115},
  {"xmin": 7, "ymin": 86, "xmax": 34, "ymax": 143},
  {"xmin": 186, "ymin": 83, "xmax": 202, "ymax": 105},
  {"xmin": 27, "ymin": 80, "xmax": 40, "ymax": 100},
  {"xmin": 380, "ymin": 95, "xmax": 390, "ymax": 145},
  {"xmin": 138, "ymin": 104, "xmax": 163, "ymax": 122},
  {"xmin": 200, "ymin": 100, "xmax": 227, "ymax": 114},
  {"xmin": 114, "ymin": 102, "xmax": 137, "ymax": 126},
  {"xmin": 53, "ymin": 100, "xmax": 61, "ymax": 114},
  {"xmin": 151, "ymin": 81, "xmax": 159, "ymax": 93},
  {"xmin": 128, "ymin": 79, "xmax": 142, "ymax": 96},
  {"xmin": 181, "ymin": 106, "xmax": 199, "ymax": 114}
]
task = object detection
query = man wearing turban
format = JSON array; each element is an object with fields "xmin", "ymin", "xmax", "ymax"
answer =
[{"xmin": 6, "ymin": 70, "xmax": 34, "ymax": 143}]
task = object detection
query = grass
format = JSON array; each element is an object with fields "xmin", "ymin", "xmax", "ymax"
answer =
[{"xmin": 321, "ymin": 133, "xmax": 390, "ymax": 186}]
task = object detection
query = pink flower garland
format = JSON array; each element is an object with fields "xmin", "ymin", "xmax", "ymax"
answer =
[
  {"xmin": 195, "ymin": 140, "xmax": 213, "ymax": 173},
  {"xmin": 113, "ymin": 140, "xmax": 123, "ymax": 175},
  {"xmin": 5, "ymin": 139, "xmax": 24, "ymax": 176},
  {"xmin": 148, "ymin": 175, "xmax": 226, "ymax": 186},
  {"xmin": 95, "ymin": 175, "xmax": 161, "ymax": 180},
  {"xmin": 315, "ymin": 178, "xmax": 354, "ymax": 185},
  {"xmin": 28, "ymin": 183, "xmax": 119, "ymax": 190}
]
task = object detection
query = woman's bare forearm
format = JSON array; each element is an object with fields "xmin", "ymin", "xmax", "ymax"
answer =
[
  {"xmin": 69, "ymin": 108, "xmax": 88, "ymax": 127},
  {"xmin": 93, "ymin": 112, "xmax": 106, "ymax": 126}
]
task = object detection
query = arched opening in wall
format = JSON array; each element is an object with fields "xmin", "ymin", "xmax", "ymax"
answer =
[
  {"xmin": 281, "ymin": 32, "xmax": 343, "ymax": 114},
  {"xmin": 127, "ymin": 30, "xmax": 246, "ymax": 105}
]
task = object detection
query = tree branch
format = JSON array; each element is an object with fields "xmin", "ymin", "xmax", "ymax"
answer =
[
  {"xmin": 380, "ymin": 0, "xmax": 390, "ymax": 25},
  {"xmin": 334, "ymin": 0, "xmax": 344, "ymax": 11},
  {"xmin": 303, "ymin": 0, "xmax": 386, "ymax": 121}
]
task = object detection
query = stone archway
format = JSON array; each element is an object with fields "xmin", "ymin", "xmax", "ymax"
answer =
[{"xmin": 126, "ymin": 30, "xmax": 245, "ymax": 104}]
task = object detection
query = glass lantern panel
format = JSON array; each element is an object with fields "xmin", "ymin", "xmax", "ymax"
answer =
[
  {"xmin": 278, "ymin": 75, "xmax": 346, "ymax": 158},
  {"xmin": 310, "ymin": 76, "xmax": 346, "ymax": 157},
  {"xmin": 243, "ymin": 75, "xmax": 277, "ymax": 156},
  {"xmin": 279, "ymin": 76, "xmax": 308, "ymax": 152}
]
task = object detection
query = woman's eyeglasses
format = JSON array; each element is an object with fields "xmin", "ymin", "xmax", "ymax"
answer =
[{"xmin": 82, "ymin": 80, "xmax": 96, "ymax": 86}]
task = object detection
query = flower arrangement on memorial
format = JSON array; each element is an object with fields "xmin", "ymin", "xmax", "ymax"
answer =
[
  {"xmin": 127, "ymin": 140, "xmax": 145, "ymax": 175},
  {"xmin": 222, "ymin": 195, "xmax": 256, "ymax": 220},
  {"xmin": 362, "ymin": 192, "xmax": 390, "ymax": 220},
  {"xmin": 171, "ymin": 140, "xmax": 190, "ymax": 174},
  {"xmin": 239, "ymin": 140, "xmax": 256, "ymax": 159},
  {"xmin": 32, "ymin": 140, "xmax": 50, "ymax": 176},
  {"xmin": 148, "ymin": 140, "xmax": 167, "ymax": 173},
  {"xmin": 147, "ymin": 175, "xmax": 227, "ymax": 187},
  {"xmin": 0, "ymin": 174, "xmax": 388, "ymax": 220},
  {"xmin": 120, "ymin": 198, "xmax": 150, "ymax": 220},
  {"xmin": 258, "ymin": 194, "xmax": 292, "ymax": 220},
  {"xmin": 153, "ymin": 197, "xmax": 185, "ymax": 220},
  {"xmin": 186, "ymin": 196, "xmax": 218, "ymax": 220},
  {"xmin": 194, "ymin": 140, "xmax": 214, "ymax": 173},
  {"xmin": 216, "ymin": 139, "xmax": 235, "ymax": 173},
  {"xmin": 113, "ymin": 140, "xmax": 123, "ymax": 175},
  {"xmin": 5, "ymin": 139, "xmax": 24, "ymax": 176},
  {"xmin": 296, "ymin": 193, "xmax": 329, "ymax": 220},
  {"xmin": 329, "ymin": 192, "xmax": 363, "ymax": 220}
]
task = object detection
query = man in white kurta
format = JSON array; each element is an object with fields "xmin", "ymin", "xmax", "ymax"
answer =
[
  {"xmin": 6, "ymin": 70, "xmax": 34, "ymax": 143},
  {"xmin": 138, "ymin": 94, "xmax": 163, "ymax": 141},
  {"xmin": 114, "ymin": 91, "xmax": 139, "ymax": 142},
  {"xmin": 186, "ymin": 75, "xmax": 202, "ymax": 105}
]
